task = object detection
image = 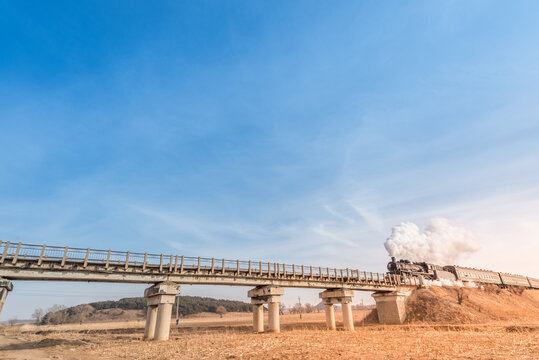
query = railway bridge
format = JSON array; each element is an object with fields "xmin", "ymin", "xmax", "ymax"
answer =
[{"xmin": 0, "ymin": 241, "xmax": 417, "ymax": 340}]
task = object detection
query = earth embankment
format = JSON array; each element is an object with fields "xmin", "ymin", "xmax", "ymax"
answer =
[{"xmin": 404, "ymin": 286, "xmax": 539, "ymax": 324}]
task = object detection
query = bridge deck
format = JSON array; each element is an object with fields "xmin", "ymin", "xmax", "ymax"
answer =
[{"xmin": 0, "ymin": 241, "xmax": 416, "ymax": 291}]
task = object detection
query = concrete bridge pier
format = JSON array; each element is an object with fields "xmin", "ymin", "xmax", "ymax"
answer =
[
  {"xmin": 319, "ymin": 289, "xmax": 354, "ymax": 331},
  {"xmin": 144, "ymin": 304, "xmax": 158, "ymax": 339},
  {"xmin": 143, "ymin": 282, "xmax": 181, "ymax": 341},
  {"xmin": 324, "ymin": 304, "xmax": 336, "ymax": 330},
  {"xmin": 341, "ymin": 300, "xmax": 354, "ymax": 331},
  {"xmin": 252, "ymin": 303, "xmax": 264, "ymax": 332},
  {"xmin": 267, "ymin": 301, "xmax": 280, "ymax": 332},
  {"xmin": 0, "ymin": 279, "xmax": 13, "ymax": 314},
  {"xmin": 248, "ymin": 286, "xmax": 284, "ymax": 333},
  {"xmin": 371, "ymin": 291, "xmax": 411, "ymax": 324}
]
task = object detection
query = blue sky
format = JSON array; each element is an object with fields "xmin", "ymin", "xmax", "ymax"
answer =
[{"xmin": 2, "ymin": 1, "xmax": 539, "ymax": 320}]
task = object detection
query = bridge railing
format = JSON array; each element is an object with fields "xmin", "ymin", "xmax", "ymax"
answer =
[{"xmin": 0, "ymin": 241, "xmax": 417, "ymax": 286}]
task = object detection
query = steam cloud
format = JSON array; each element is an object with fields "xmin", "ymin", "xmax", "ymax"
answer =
[{"xmin": 384, "ymin": 218, "xmax": 479, "ymax": 264}]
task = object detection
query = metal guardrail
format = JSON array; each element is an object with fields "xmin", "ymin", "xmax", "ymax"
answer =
[{"xmin": 0, "ymin": 241, "xmax": 419, "ymax": 286}]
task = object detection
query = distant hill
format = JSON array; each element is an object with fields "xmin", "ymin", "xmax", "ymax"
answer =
[{"xmin": 41, "ymin": 296, "xmax": 252, "ymax": 325}]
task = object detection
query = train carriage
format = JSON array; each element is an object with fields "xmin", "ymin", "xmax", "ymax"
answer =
[
  {"xmin": 527, "ymin": 277, "xmax": 539, "ymax": 289},
  {"xmin": 499, "ymin": 273, "xmax": 530, "ymax": 287},
  {"xmin": 444, "ymin": 266, "xmax": 502, "ymax": 285}
]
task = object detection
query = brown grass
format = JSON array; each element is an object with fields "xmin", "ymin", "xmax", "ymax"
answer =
[{"xmin": 2, "ymin": 321, "xmax": 537, "ymax": 360}]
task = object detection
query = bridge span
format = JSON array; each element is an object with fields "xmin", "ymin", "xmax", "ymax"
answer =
[{"xmin": 0, "ymin": 241, "xmax": 416, "ymax": 340}]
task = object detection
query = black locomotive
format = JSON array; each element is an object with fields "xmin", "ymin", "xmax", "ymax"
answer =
[{"xmin": 387, "ymin": 257, "xmax": 452, "ymax": 280}]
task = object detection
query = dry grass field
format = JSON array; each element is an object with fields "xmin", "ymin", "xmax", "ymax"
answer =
[
  {"xmin": 1, "ymin": 311, "xmax": 538, "ymax": 360},
  {"xmin": 1, "ymin": 288, "xmax": 538, "ymax": 359}
]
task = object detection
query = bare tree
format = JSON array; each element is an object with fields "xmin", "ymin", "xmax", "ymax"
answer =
[
  {"xmin": 304, "ymin": 303, "xmax": 314, "ymax": 314},
  {"xmin": 456, "ymin": 289, "xmax": 468, "ymax": 305},
  {"xmin": 215, "ymin": 306, "xmax": 227, "ymax": 318},
  {"xmin": 292, "ymin": 303, "xmax": 304, "ymax": 318},
  {"xmin": 47, "ymin": 304, "xmax": 66, "ymax": 313},
  {"xmin": 42, "ymin": 304, "xmax": 68, "ymax": 325},
  {"xmin": 32, "ymin": 308, "xmax": 44, "ymax": 324},
  {"xmin": 8, "ymin": 317, "xmax": 17, "ymax": 326},
  {"xmin": 279, "ymin": 303, "xmax": 286, "ymax": 315},
  {"xmin": 297, "ymin": 297, "xmax": 303, "ymax": 319}
]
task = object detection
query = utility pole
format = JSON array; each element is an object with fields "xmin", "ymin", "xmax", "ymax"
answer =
[{"xmin": 175, "ymin": 295, "xmax": 180, "ymax": 327}]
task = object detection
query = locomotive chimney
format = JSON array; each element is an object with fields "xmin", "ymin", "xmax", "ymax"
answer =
[{"xmin": 391, "ymin": 256, "xmax": 396, "ymax": 263}]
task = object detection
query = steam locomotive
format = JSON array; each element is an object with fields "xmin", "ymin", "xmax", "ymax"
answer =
[{"xmin": 387, "ymin": 257, "xmax": 539, "ymax": 289}]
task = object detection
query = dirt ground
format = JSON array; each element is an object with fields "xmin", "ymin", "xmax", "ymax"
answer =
[{"xmin": 1, "ymin": 310, "xmax": 538, "ymax": 360}]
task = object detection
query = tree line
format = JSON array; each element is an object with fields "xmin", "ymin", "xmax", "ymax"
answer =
[{"xmin": 38, "ymin": 296, "xmax": 252, "ymax": 325}]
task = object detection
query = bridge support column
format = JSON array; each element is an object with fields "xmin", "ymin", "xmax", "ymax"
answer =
[
  {"xmin": 324, "ymin": 304, "xmax": 336, "ymax": 330},
  {"xmin": 144, "ymin": 282, "xmax": 181, "ymax": 341},
  {"xmin": 248, "ymin": 286, "xmax": 284, "ymax": 333},
  {"xmin": 267, "ymin": 301, "xmax": 280, "ymax": 333},
  {"xmin": 319, "ymin": 289, "xmax": 354, "ymax": 331},
  {"xmin": 144, "ymin": 305, "xmax": 158, "ymax": 339},
  {"xmin": 341, "ymin": 299, "xmax": 354, "ymax": 331},
  {"xmin": 155, "ymin": 302, "xmax": 174, "ymax": 341},
  {"xmin": 371, "ymin": 291, "xmax": 411, "ymax": 324},
  {"xmin": 0, "ymin": 279, "xmax": 13, "ymax": 315},
  {"xmin": 252, "ymin": 304, "xmax": 264, "ymax": 333}
]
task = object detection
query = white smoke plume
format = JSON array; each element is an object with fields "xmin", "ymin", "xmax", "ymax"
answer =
[
  {"xmin": 384, "ymin": 218, "xmax": 479, "ymax": 265},
  {"xmin": 401, "ymin": 276, "xmax": 477, "ymax": 288},
  {"xmin": 422, "ymin": 279, "xmax": 478, "ymax": 288}
]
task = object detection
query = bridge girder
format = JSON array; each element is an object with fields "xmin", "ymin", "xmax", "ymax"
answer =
[{"xmin": 0, "ymin": 265, "xmax": 409, "ymax": 292}]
